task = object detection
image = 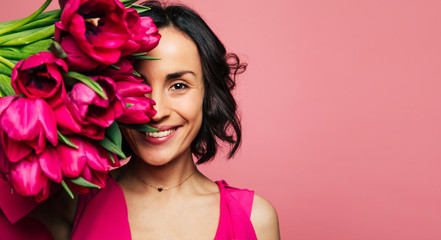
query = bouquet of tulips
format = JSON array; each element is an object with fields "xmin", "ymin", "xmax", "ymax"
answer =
[{"xmin": 0, "ymin": 0, "xmax": 160, "ymax": 202}]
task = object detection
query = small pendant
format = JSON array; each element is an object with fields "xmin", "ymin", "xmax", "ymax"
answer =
[{"xmin": 158, "ymin": 188, "xmax": 163, "ymax": 192}]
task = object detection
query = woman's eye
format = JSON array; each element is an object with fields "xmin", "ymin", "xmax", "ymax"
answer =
[{"xmin": 170, "ymin": 83, "xmax": 188, "ymax": 90}]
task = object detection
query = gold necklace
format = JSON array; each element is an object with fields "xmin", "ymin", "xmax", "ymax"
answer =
[{"xmin": 136, "ymin": 171, "xmax": 196, "ymax": 192}]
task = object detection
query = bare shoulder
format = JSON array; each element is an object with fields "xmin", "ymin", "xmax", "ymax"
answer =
[{"xmin": 250, "ymin": 193, "xmax": 280, "ymax": 240}]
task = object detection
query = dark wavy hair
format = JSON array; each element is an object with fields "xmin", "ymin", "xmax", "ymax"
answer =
[{"xmin": 137, "ymin": 1, "xmax": 247, "ymax": 164}]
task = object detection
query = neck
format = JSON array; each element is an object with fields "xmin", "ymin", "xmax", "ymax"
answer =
[{"xmin": 129, "ymin": 150, "xmax": 198, "ymax": 190}]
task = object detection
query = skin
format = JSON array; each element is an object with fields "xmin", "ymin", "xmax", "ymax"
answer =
[
  {"xmin": 34, "ymin": 27, "xmax": 279, "ymax": 240},
  {"xmin": 118, "ymin": 27, "xmax": 280, "ymax": 239}
]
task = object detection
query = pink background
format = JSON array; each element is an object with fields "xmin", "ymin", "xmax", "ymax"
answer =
[{"xmin": 2, "ymin": 0, "xmax": 441, "ymax": 239}]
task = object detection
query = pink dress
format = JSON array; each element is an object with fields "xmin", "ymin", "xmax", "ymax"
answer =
[
  {"xmin": 0, "ymin": 179, "xmax": 53, "ymax": 240},
  {"xmin": 71, "ymin": 177, "xmax": 257, "ymax": 239}
]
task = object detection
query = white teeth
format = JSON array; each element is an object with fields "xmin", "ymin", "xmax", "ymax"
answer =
[{"xmin": 146, "ymin": 128, "xmax": 176, "ymax": 138}]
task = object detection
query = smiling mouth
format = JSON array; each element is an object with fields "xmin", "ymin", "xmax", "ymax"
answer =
[{"xmin": 146, "ymin": 128, "xmax": 177, "ymax": 138}]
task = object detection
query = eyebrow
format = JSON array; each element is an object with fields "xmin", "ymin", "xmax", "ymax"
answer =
[{"xmin": 166, "ymin": 70, "xmax": 195, "ymax": 81}]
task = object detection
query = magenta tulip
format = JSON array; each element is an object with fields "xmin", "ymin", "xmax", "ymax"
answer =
[
  {"xmin": 66, "ymin": 168, "xmax": 107, "ymax": 195},
  {"xmin": 57, "ymin": 136, "xmax": 110, "ymax": 178},
  {"xmin": 115, "ymin": 81, "xmax": 156, "ymax": 124},
  {"xmin": 0, "ymin": 136, "xmax": 59, "ymax": 202},
  {"xmin": 53, "ymin": 102, "xmax": 82, "ymax": 135},
  {"xmin": 56, "ymin": 0, "xmax": 130, "ymax": 65},
  {"xmin": 0, "ymin": 96, "xmax": 58, "ymax": 155},
  {"xmin": 57, "ymin": 34, "xmax": 102, "ymax": 71},
  {"xmin": 56, "ymin": 136, "xmax": 115, "ymax": 194},
  {"xmin": 102, "ymin": 58, "xmax": 143, "ymax": 83},
  {"xmin": 122, "ymin": 9, "xmax": 161, "ymax": 55},
  {"xmin": 11, "ymin": 52, "xmax": 68, "ymax": 107},
  {"xmin": 0, "ymin": 136, "xmax": 10, "ymax": 179},
  {"xmin": 38, "ymin": 146, "xmax": 62, "ymax": 183},
  {"xmin": 66, "ymin": 76, "xmax": 125, "ymax": 139},
  {"xmin": 9, "ymin": 153, "xmax": 51, "ymax": 203}
]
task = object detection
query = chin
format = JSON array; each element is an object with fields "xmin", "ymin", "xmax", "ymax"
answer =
[{"xmin": 135, "ymin": 150, "xmax": 175, "ymax": 167}]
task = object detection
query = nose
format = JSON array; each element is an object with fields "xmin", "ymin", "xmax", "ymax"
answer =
[{"xmin": 149, "ymin": 90, "xmax": 170, "ymax": 122}]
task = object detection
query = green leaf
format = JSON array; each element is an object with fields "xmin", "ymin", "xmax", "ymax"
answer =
[
  {"xmin": 109, "ymin": 64, "xmax": 120, "ymax": 70},
  {"xmin": 108, "ymin": 152, "xmax": 116, "ymax": 164},
  {"xmin": 0, "ymin": 73, "xmax": 14, "ymax": 97},
  {"xmin": 133, "ymin": 71, "xmax": 141, "ymax": 77},
  {"xmin": 0, "ymin": 56, "xmax": 15, "ymax": 69},
  {"xmin": 120, "ymin": 0, "xmax": 138, "ymax": 7},
  {"xmin": 49, "ymin": 41, "xmax": 68, "ymax": 59},
  {"xmin": 70, "ymin": 176, "xmax": 101, "ymax": 189},
  {"xmin": 57, "ymin": 131, "xmax": 78, "ymax": 149},
  {"xmin": 130, "ymin": 52, "xmax": 147, "ymax": 57},
  {"xmin": 0, "ymin": 25, "xmax": 54, "ymax": 46},
  {"xmin": 0, "ymin": 27, "xmax": 46, "ymax": 44},
  {"xmin": 0, "ymin": 9, "xmax": 60, "ymax": 29},
  {"xmin": 0, "ymin": 64, "xmax": 12, "ymax": 77},
  {"xmin": 0, "ymin": 9, "xmax": 61, "ymax": 31},
  {"xmin": 130, "ymin": 4, "xmax": 151, "ymax": 14},
  {"xmin": 99, "ymin": 136, "xmax": 127, "ymax": 159},
  {"xmin": 133, "ymin": 55, "xmax": 161, "ymax": 60},
  {"xmin": 65, "ymin": 71, "xmax": 108, "ymax": 100},
  {"xmin": 126, "ymin": 103, "xmax": 134, "ymax": 108},
  {"xmin": 20, "ymin": 39, "xmax": 54, "ymax": 53},
  {"xmin": 61, "ymin": 180, "xmax": 74, "ymax": 199},
  {"xmin": 118, "ymin": 123, "xmax": 159, "ymax": 133},
  {"xmin": 105, "ymin": 121, "xmax": 123, "ymax": 149},
  {"xmin": 0, "ymin": 0, "xmax": 52, "ymax": 35},
  {"xmin": 13, "ymin": 18, "xmax": 59, "ymax": 33},
  {"xmin": 33, "ymin": 9, "xmax": 62, "ymax": 21},
  {"xmin": 0, "ymin": 50, "xmax": 32, "ymax": 60},
  {"xmin": 0, "ymin": 73, "xmax": 15, "ymax": 96}
]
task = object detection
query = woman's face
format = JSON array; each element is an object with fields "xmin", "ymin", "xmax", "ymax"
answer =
[{"xmin": 124, "ymin": 27, "xmax": 204, "ymax": 166}]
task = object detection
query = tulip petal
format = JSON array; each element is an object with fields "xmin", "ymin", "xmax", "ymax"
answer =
[
  {"xmin": 10, "ymin": 155, "xmax": 49, "ymax": 197},
  {"xmin": 0, "ymin": 95, "xmax": 16, "ymax": 115},
  {"xmin": 54, "ymin": 103, "xmax": 82, "ymax": 134},
  {"xmin": 1, "ymin": 98, "xmax": 39, "ymax": 141},
  {"xmin": 1, "ymin": 132, "xmax": 32, "ymax": 163},
  {"xmin": 116, "ymin": 81, "xmax": 152, "ymax": 97},
  {"xmin": 35, "ymin": 99, "xmax": 58, "ymax": 146},
  {"xmin": 57, "ymin": 138, "xmax": 87, "ymax": 178},
  {"xmin": 38, "ymin": 147, "xmax": 62, "ymax": 182}
]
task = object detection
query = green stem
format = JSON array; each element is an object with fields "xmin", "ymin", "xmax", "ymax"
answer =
[
  {"xmin": 0, "ymin": 0, "xmax": 52, "ymax": 35},
  {"xmin": 0, "ymin": 25, "xmax": 54, "ymax": 46},
  {"xmin": 0, "ymin": 56, "xmax": 15, "ymax": 69},
  {"xmin": 0, "ymin": 73, "xmax": 16, "ymax": 96},
  {"xmin": 0, "ymin": 50, "xmax": 32, "ymax": 60}
]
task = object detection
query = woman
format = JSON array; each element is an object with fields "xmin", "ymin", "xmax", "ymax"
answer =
[{"xmin": 71, "ymin": 1, "xmax": 280, "ymax": 239}]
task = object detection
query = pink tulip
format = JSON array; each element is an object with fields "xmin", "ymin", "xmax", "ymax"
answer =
[
  {"xmin": 57, "ymin": 136, "xmax": 108, "ymax": 178},
  {"xmin": 11, "ymin": 52, "xmax": 68, "ymax": 107},
  {"xmin": 117, "ymin": 96, "xmax": 156, "ymax": 124},
  {"xmin": 57, "ymin": 0, "xmax": 130, "ymax": 65},
  {"xmin": 0, "ymin": 136, "xmax": 10, "ymax": 179},
  {"xmin": 122, "ymin": 9, "xmax": 161, "ymax": 55},
  {"xmin": 56, "ymin": 34, "xmax": 102, "ymax": 71},
  {"xmin": 0, "ymin": 96, "xmax": 58, "ymax": 155},
  {"xmin": 66, "ymin": 168, "xmax": 107, "ymax": 195},
  {"xmin": 38, "ymin": 146, "xmax": 62, "ymax": 183},
  {"xmin": 56, "ymin": 136, "xmax": 115, "ymax": 194},
  {"xmin": 1, "ymin": 132, "xmax": 33, "ymax": 163},
  {"xmin": 66, "ymin": 76, "xmax": 125, "ymax": 139},
  {"xmin": 1, "ymin": 124, "xmax": 60, "ymax": 202},
  {"xmin": 53, "ymin": 101, "xmax": 82, "ymax": 135},
  {"xmin": 9, "ymin": 153, "xmax": 51, "ymax": 203},
  {"xmin": 115, "ymin": 81, "xmax": 156, "ymax": 124},
  {"xmin": 102, "ymin": 58, "xmax": 143, "ymax": 83}
]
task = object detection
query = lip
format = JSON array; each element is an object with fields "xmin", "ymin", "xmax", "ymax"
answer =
[{"xmin": 143, "ymin": 125, "xmax": 181, "ymax": 144}]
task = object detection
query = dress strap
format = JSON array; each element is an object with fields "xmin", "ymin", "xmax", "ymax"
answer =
[{"xmin": 215, "ymin": 180, "xmax": 257, "ymax": 240}]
